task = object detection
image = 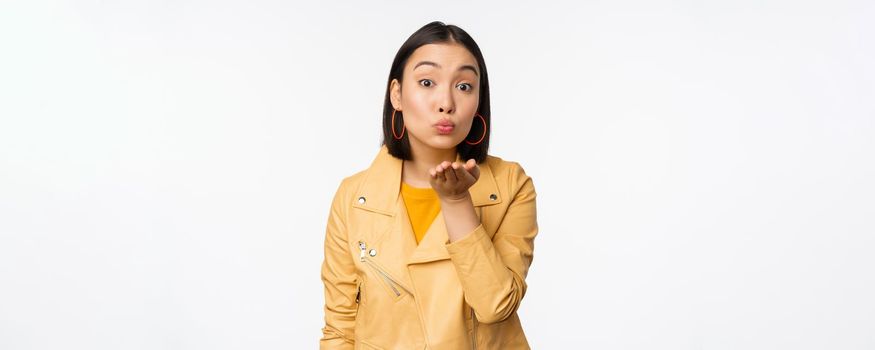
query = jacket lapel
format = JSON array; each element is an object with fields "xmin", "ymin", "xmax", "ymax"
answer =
[{"xmin": 350, "ymin": 145, "xmax": 403, "ymax": 217}]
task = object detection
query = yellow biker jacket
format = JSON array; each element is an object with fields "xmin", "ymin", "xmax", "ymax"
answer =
[{"xmin": 320, "ymin": 144, "xmax": 538, "ymax": 349}]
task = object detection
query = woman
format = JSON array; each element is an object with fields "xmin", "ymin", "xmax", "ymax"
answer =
[{"xmin": 320, "ymin": 21, "xmax": 538, "ymax": 350}]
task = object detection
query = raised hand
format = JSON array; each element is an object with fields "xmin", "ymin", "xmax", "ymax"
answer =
[{"xmin": 428, "ymin": 159, "xmax": 481, "ymax": 201}]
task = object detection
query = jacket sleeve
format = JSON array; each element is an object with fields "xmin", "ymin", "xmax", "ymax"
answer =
[
  {"xmin": 319, "ymin": 179, "xmax": 357, "ymax": 349},
  {"xmin": 444, "ymin": 162, "xmax": 538, "ymax": 324}
]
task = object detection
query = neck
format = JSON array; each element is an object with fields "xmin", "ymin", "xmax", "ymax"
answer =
[{"xmin": 402, "ymin": 140, "xmax": 457, "ymax": 188}]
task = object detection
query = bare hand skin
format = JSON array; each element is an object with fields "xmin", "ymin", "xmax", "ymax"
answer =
[
  {"xmin": 429, "ymin": 159, "xmax": 481, "ymax": 200},
  {"xmin": 429, "ymin": 159, "xmax": 482, "ymax": 243}
]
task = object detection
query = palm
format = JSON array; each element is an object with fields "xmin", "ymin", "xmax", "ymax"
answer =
[{"xmin": 428, "ymin": 159, "xmax": 480, "ymax": 200}]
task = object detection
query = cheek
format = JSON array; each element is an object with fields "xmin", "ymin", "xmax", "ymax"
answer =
[
  {"xmin": 404, "ymin": 90, "xmax": 430, "ymax": 111},
  {"xmin": 401, "ymin": 90, "xmax": 430, "ymax": 123},
  {"xmin": 456, "ymin": 89, "xmax": 479, "ymax": 107},
  {"xmin": 461, "ymin": 116, "xmax": 476, "ymax": 129},
  {"xmin": 460, "ymin": 98, "xmax": 479, "ymax": 114}
]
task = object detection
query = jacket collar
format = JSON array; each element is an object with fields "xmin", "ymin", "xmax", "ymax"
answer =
[{"xmin": 352, "ymin": 144, "xmax": 502, "ymax": 217}]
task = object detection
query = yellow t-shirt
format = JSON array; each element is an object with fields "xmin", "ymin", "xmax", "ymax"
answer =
[{"xmin": 400, "ymin": 182, "xmax": 441, "ymax": 245}]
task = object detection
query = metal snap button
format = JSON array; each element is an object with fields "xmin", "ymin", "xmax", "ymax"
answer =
[
  {"xmin": 489, "ymin": 193, "xmax": 497, "ymax": 201},
  {"xmin": 369, "ymin": 249, "xmax": 377, "ymax": 257},
  {"xmin": 358, "ymin": 196, "xmax": 366, "ymax": 204}
]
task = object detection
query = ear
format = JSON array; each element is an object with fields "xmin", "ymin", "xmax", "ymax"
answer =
[{"xmin": 389, "ymin": 78, "xmax": 402, "ymax": 111}]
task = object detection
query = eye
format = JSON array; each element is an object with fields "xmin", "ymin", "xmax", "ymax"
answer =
[
  {"xmin": 457, "ymin": 83, "xmax": 473, "ymax": 92},
  {"xmin": 418, "ymin": 79, "xmax": 434, "ymax": 87}
]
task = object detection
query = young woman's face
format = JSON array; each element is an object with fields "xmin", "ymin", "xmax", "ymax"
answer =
[{"xmin": 390, "ymin": 42, "xmax": 480, "ymax": 153}]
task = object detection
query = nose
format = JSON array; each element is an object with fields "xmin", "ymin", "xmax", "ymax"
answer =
[{"xmin": 437, "ymin": 85, "xmax": 454, "ymax": 114}]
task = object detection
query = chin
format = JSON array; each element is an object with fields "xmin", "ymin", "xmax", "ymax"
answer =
[{"xmin": 424, "ymin": 138, "xmax": 461, "ymax": 150}]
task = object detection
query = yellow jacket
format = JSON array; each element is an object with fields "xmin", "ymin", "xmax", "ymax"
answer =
[{"xmin": 320, "ymin": 145, "xmax": 538, "ymax": 349}]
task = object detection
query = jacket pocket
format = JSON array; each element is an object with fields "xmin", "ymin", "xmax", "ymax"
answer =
[{"xmin": 358, "ymin": 240, "xmax": 409, "ymax": 301}]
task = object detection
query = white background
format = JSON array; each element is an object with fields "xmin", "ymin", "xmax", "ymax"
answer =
[{"xmin": 1, "ymin": 0, "xmax": 873, "ymax": 349}]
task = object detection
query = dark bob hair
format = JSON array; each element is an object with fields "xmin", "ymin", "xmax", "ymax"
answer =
[{"xmin": 381, "ymin": 21, "xmax": 491, "ymax": 163}]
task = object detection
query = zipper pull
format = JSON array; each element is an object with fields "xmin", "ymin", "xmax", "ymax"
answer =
[
  {"xmin": 355, "ymin": 284, "xmax": 361, "ymax": 304},
  {"xmin": 358, "ymin": 241, "xmax": 366, "ymax": 262}
]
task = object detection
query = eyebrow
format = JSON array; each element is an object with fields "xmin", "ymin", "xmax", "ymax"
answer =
[{"xmin": 413, "ymin": 61, "xmax": 479, "ymax": 76}]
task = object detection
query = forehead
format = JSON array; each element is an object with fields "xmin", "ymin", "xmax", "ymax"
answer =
[{"xmin": 406, "ymin": 43, "xmax": 478, "ymax": 73}]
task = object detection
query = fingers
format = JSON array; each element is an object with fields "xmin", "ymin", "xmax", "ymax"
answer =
[
  {"xmin": 452, "ymin": 161, "xmax": 475, "ymax": 183},
  {"xmin": 428, "ymin": 168, "xmax": 438, "ymax": 186},
  {"xmin": 460, "ymin": 159, "xmax": 480, "ymax": 181},
  {"xmin": 431, "ymin": 160, "xmax": 480, "ymax": 187},
  {"xmin": 464, "ymin": 159, "xmax": 475, "ymax": 170},
  {"xmin": 432, "ymin": 161, "xmax": 451, "ymax": 183},
  {"xmin": 445, "ymin": 162, "xmax": 459, "ymax": 183},
  {"xmin": 428, "ymin": 164, "xmax": 441, "ymax": 189},
  {"xmin": 429, "ymin": 163, "xmax": 440, "ymax": 178},
  {"xmin": 467, "ymin": 159, "xmax": 480, "ymax": 180}
]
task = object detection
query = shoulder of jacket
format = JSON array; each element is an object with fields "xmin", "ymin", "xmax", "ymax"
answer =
[
  {"xmin": 485, "ymin": 154, "xmax": 529, "ymax": 179},
  {"xmin": 485, "ymin": 155, "xmax": 535, "ymax": 198},
  {"xmin": 326, "ymin": 167, "xmax": 367, "ymax": 215},
  {"xmin": 333, "ymin": 168, "xmax": 367, "ymax": 200},
  {"xmin": 341, "ymin": 168, "xmax": 368, "ymax": 187}
]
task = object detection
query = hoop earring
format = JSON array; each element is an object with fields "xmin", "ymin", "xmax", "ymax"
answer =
[
  {"xmin": 465, "ymin": 113, "xmax": 487, "ymax": 145},
  {"xmin": 391, "ymin": 109, "xmax": 405, "ymax": 140}
]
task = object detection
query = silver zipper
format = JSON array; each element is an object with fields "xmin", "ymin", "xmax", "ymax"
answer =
[
  {"xmin": 370, "ymin": 262, "xmax": 401, "ymax": 296},
  {"xmin": 358, "ymin": 240, "xmax": 408, "ymax": 296}
]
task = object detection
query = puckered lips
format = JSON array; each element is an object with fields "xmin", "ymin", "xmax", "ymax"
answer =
[{"xmin": 434, "ymin": 119, "xmax": 455, "ymax": 134}]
